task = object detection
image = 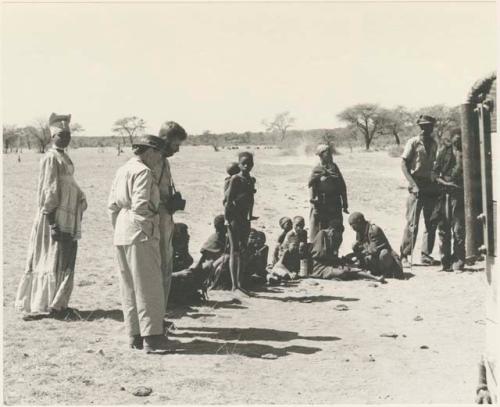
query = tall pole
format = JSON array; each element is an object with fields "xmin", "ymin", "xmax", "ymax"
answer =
[{"xmin": 460, "ymin": 103, "xmax": 482, "ymax": 261}]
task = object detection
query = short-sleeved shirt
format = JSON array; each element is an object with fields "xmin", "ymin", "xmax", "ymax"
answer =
[{"xmin": 401, "ymin": 135, "xmax": 438, "ymax": 180}]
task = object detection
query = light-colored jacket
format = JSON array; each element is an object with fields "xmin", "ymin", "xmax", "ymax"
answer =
[{"xmin": 108, "ymin": 157, "xmax": 160, "ymax": 246}]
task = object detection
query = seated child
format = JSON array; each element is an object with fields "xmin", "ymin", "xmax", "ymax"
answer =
[
  {"xmin": 270, "ymin": 216, "xmax": 308, "ymax": 280},
  {"xmin": 272, "ymin": 217, "xmax": 293, "ymax": 265},
  {"xmin": 172, "ymin": 223, "xmax": 194, "ymax": 273},
  {"xmin": 170, "ymin": 216, "xmax": 231, "ymax": 305},
  {"xmin": 244, "ymin": 229, "xmax": 269, "ymax": 286}
]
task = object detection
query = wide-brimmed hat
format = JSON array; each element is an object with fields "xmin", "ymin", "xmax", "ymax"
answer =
[
  {"xmin": 132, "ymin": 135, "xmax": 165, "ymax": 151},
  {"xmin": 416, "ymin": 115, "xmax": 436, "ymax": 126}
]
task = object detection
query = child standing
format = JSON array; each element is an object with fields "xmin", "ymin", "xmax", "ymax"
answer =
[{"xmin": 224, "ymin": 152, "xmax": 257, "ymax": 295}]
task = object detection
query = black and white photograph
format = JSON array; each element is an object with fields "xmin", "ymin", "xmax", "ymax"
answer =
[{"xmin": 1, "ymin": 0, "xmax": 498, "ymax": 404}]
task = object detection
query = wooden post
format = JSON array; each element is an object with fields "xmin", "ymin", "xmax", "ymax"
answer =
[{"xmin": 460, "ymin": 103, "xmax": 483, "ymax": 261}]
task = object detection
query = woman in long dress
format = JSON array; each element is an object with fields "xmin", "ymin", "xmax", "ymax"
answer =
[
  {"xmin": 308, "ymin": 144, "xmax": 349, "ymax": 244},
  {"xmin": 15, "ymin": 113, "xmax": 87, "ymax": 318}
]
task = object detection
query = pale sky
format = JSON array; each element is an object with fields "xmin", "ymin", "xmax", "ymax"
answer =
[{"xmin": 2, "ymin": 1, "xmax": 497, "ymax": 136}]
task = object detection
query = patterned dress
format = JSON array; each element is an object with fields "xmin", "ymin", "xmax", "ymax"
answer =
[{"xmin": 15, "ymin": 148, "xmax": 87, "ymax": 314}]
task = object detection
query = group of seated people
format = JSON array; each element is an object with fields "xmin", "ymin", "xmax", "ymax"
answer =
[{"xmin": 168, "ymin": 209, "xmax": 404, "ymax": 305}]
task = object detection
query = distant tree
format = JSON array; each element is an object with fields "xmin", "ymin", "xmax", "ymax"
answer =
[
  {"xmin": 70, "ymin": 123, "xmax": 85, "ymax": 135},
  {"xmin": 416, "ymin": 104, "xmax": 460, "ymax": 139},
  {"xmin": 262, "ymin": 111, "xmax": 296, "ymax": 141},
  {"xmin": 3, "ymin": 125, "xmax": 21, "ymax": 153},
  {"xmin": 337, "ymin": 104, "xmax": 386, "ymax": 150},
  {"xmin": 26, "ymin": 119, "xmax": 52, "ymax": 153},
  {"xmin": 379, "ymin": 106, "xmax": 413, "ymax": 146},
  {"xmin": 112, "ymin": 116, "xmax": 146, "ymax": 146}
]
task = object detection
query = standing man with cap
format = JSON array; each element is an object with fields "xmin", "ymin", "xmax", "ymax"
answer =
[
  {"xmin": 154, "ymin": 121, "xmax": 188, "ymax": 311},
  {"xmin": 400, "ymin": 115, "xmax": 439, "ymax": 267},
  {"xmin": 308, "ymin": 144, "xmax": 349, "ymax": 245},
  {"xmin": 108, "ymin": 135, "xmax": 168, "ymax": 353}
]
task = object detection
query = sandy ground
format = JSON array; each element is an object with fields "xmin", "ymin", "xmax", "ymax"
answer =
[{"xmin": 2, "ymin": 146, "xmax": 486, "ymax": 404}]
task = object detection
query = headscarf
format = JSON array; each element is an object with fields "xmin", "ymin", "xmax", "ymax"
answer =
[
  {"xmin": 49, "ymin": 113, "xmax": 71, "ymax": 137},
  {"xmin": 315, "ymin": 144, "xmax": 330, "ymax": 156}
]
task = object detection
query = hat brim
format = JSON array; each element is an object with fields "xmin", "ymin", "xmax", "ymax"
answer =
[
  {"xmin": 132, "ymin": 143, "xmax": 162, "ymax": 150},
  {"xmin": 417, "ymin": 120, "xmax": 434, "ymax": 125}
]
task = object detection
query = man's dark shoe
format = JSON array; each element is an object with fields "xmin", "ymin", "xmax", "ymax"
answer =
[
  {"xmin": 144, "ymin": 335, "xmax": 170, "ymax": 354},
  {"xmin": 129, "ymin": 335, "xmax": 143, "ymax": 350},
  {"xmin": 440, "ymin": 261, "xmax": 452, "ymax": 272},
  {"xmin": 421, "ymin": 254, "xmax": 440, "ymax": 266}
]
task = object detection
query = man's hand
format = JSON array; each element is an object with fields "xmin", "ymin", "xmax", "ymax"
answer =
[
  {"xmin": 411, "ymin": 184, "xmax": 420, "ymax": 195},
  {"xmin": 343, "ymin": 207, "xmax": 349, "ymax": 214}
]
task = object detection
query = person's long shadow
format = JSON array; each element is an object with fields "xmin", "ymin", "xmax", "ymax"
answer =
[
  {"xmin": 254, "ymin": 294, "xmax": 359, "ymax": 303},
  {"xmin": 19, "ymin": 309, "xmax": 126, "ymax": 322},
  {"xmin": 168, "ymin": 305, "xmax": 217, "ymax": 320},
  {"xmin": 168, "ymin": 338, "xmax": 322, "ymax": 359},
  {"xmin": 171, "ymin": 326, "xmax": 341, "ymax": 342}
]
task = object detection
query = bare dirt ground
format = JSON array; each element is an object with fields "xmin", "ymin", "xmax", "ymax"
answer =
[{"xmin": 2, "ymin": 146, "xmax": 486, "ymax": 404}]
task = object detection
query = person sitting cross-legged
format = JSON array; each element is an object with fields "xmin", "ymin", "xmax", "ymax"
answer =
[{"xmin": 309, "ymin": 220, "xmax": 384, "ymax": 282}]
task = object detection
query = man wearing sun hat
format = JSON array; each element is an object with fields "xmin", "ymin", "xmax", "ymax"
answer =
[{"xmin": 399, "ymin": 114, "xmax": 440, "ymax": 267}]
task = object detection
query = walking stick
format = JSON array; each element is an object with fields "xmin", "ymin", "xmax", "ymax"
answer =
[{"xmin": 409, "ymin": 192, "xmax": 419, "ymax": 274}]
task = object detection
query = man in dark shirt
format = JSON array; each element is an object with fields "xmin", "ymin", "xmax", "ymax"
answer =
[{"xmin": 433, "ymin": 132, "xmax": 465, "ymax": 271}]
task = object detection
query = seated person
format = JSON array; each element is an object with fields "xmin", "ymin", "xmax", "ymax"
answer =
[
  {"xmin": 270, "ymin": 216, "xmax": 307, "ymax": 280},
  {"xmin": 172, "ymin": 223, "xmax": 194, "ymax": 273},
  {"xmin": 170, "ymin": 216, "xmax": 227, "ymax": 304},
  {"xmin": 244, "ymin": 229, "xmax": 269, "ymax": 286},
  {"xmin": 272, "ymin": 217, "xmax": 293, "ymax": 265},
  {"xmin": 309, "ymin": 221, "xmax": 385, "ymax": 283},
  {"xmin": 348, "ymin": 212, "xmax": 403, "ymax": 279}
]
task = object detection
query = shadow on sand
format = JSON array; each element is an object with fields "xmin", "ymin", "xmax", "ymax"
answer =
[
  {"xmin": 21, "ymin": 308, "xmax": 124, "ymax": 322},
  {"xmin": 167, "ymin": 339, "xmax": 323, "ymax": 359},
  {"xmin": 171, "ymin": 326, "xmax": 341, "ymax": 342},
  {"xmin": 254, "ymin": 294, "xmax": 359, "ymax": 303}
]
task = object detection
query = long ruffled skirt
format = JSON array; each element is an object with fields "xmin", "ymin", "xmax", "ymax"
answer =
[{"xmin": 15, "ymin": 211, "xmax": 78, "ymax": 314}]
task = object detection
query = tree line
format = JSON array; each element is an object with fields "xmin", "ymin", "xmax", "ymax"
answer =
[{"xmin": 3, "ymin": 104, "xmax": 460, "ymax": 154}]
